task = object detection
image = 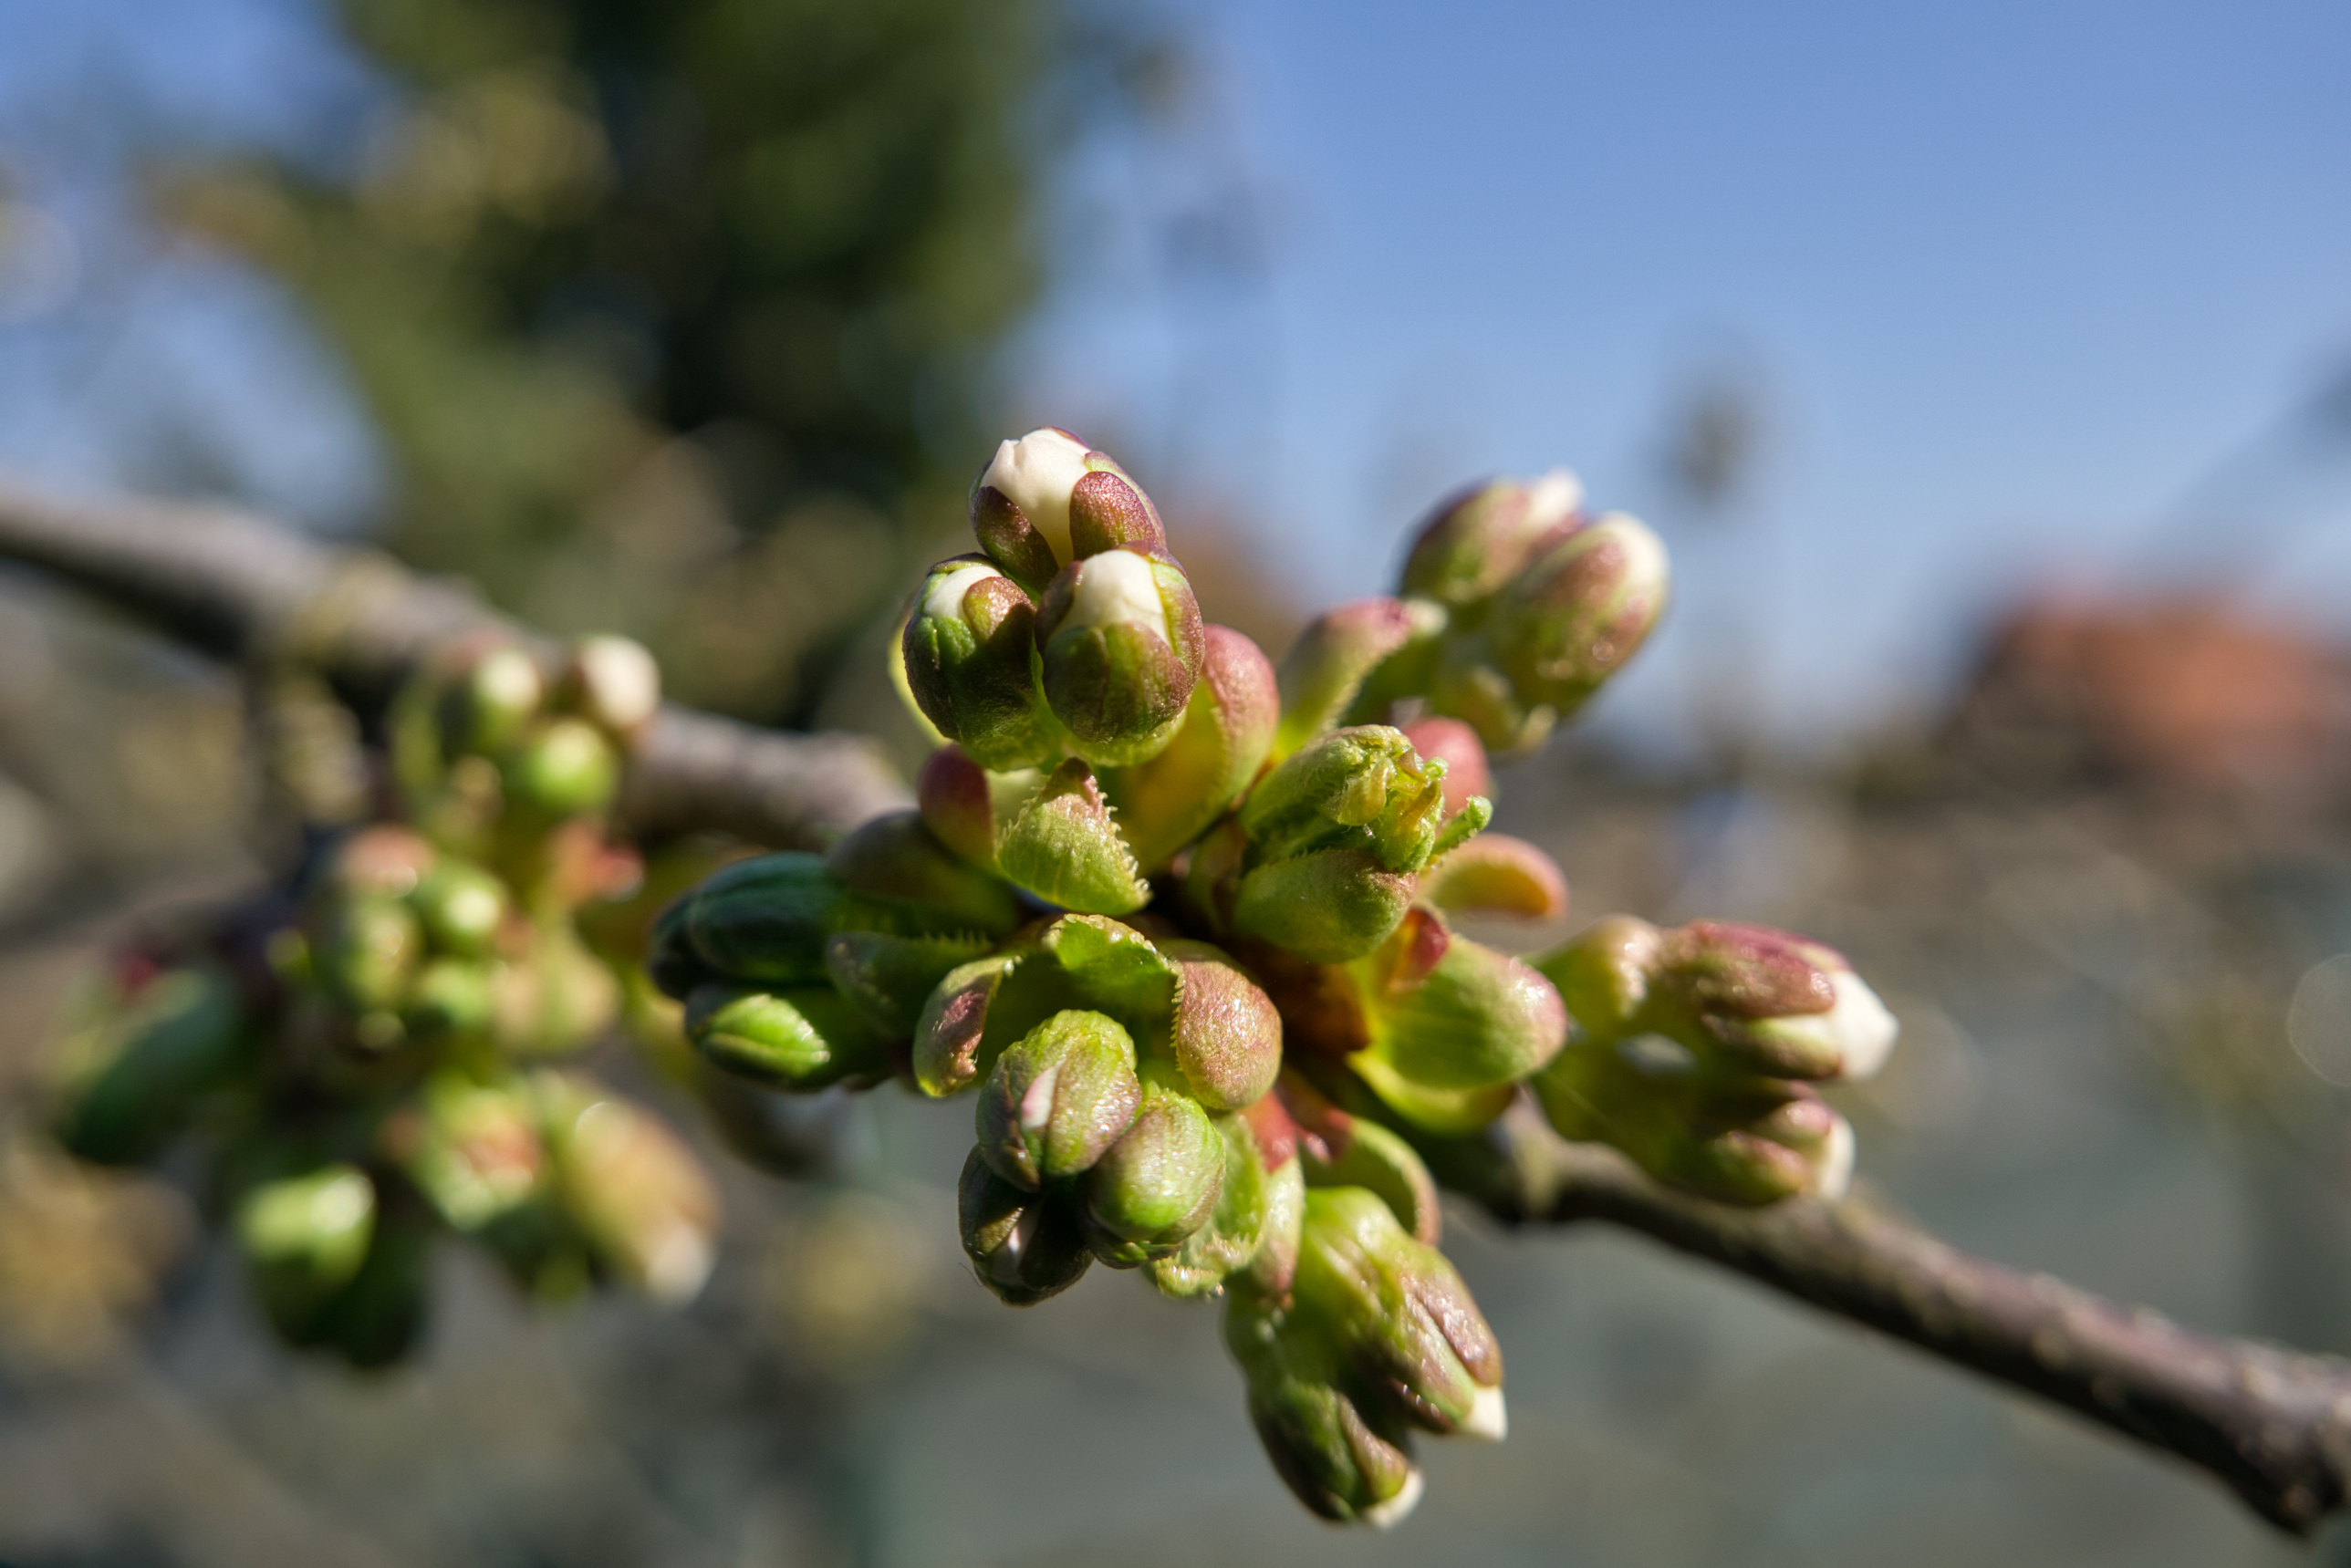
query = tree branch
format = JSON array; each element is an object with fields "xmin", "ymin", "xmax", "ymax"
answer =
[
  {"xmin": 0, "ymin": 474, "xmax": 908, "ymax": 848},
  {"xmin": 6, "ymin": 472, "xmax": 2349, "ymax": 1536},
  {"xmin": 1443, "ymin": 1099, "xmax": 2351, "ymax": 1535}
]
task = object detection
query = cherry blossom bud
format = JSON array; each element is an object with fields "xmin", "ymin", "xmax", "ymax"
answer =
[
  {"xmin": 395, "ymin": 1073, "xmax": 546, "ymax": 1231},
  {"xmin": 993, "ymin": 758, "xmax": 1151, "ymax": 915},
  {"xmin": 669, "ymin": 852, "xmax": 841, "ymax": 990},
  {"xmin": 959, "ymin": 1147, "xmax": 1093, "ymax": 1305},
  {"xmin": 1232, "ymin": 849, "xmax": 1418, "ymax": 968},
  {"xmin": 915, "ymin": 744, "xmax": 1044, "ymax": 871},
  {"xmin": 1397, "ymin": 470, "xmax": 1583, "ymax": 609},
  {"xmin": 686, "ymin": 982, "xmax": 891, "ymax": 1091},
  {"xmin": 1083, "ymin": 1064, "xmax": 1225, "ymax": 1261},
  {"xmin": 1416, "ymin": 833, "xmax": 1569, "ymax": 921},
  {"xmin": 236, "ymin": 1164, "xmax": 377, "ymax": 1328},
  {"xmin": 970, "ymin": 428, "xmax": 1166, "ymax": 589},
  {"xmin": 911, "ymin": 952, "xmax": 1020, "ymax": 1097},
  {"xmin": 452, "ymin": 644, "xmax": 546, "ymax": 754},
  {"xmin": 827, "ymin": 812, "xmax": 1024, "ymax": 940},
  {"xmin": 1225, "ymin": 1287, "xmax": 1424, "ymax": 1527},
  {"xmin": 317, "ymin": 895, "xmax": 423, "ymax": 1016},
  {"xmin": 505, "ymin": 716, "xmax": 621, "ymax": 818},
  {"xmin": 1240, "ymin": 726, "xmax": 1452, "ymax": 876},
  {"xmin": 976, "ymin": 1009, "xmax": 1144, "ymax": 1188},
  {"xmin": 1274, "ymin": 597, "xmax": 1432, "ymax": 759},
  {"xmin": 1148, "ymin": 1107, "xmax": 1277, "ymax": 1298},
  {"xmin": 900, "ymin": 555, "xmax": 1057, "ymax": 772},
  {"xmin": 560, "ymin": 635, "xmax": 661, "ymax": 738},
  {"xmin": 823, "ymin": 929, "xmax": 994, "ymax": 1039},
  {"xmin": 1487, "ymin": 514, "xmax": 1670, "ymax": 719},
  {"xmin": 411, "ymin": 857, "xmax": 508, "ymax": 958},
  {"xmin": 541, "ymin": 1075, "xmax": 721, "ymax": 1303},
  {"xmin": 1099, "ymin": 625, "xmax": 1279, "ymax": 871},
  {"xmin": 1345, "ymin": 908, "xmax": 1567, "ymax": 1132},
  {"xmin": 1035, "ymin": 548, "xmax": 1208, "ymax": 767},
  {"xmin": 1160, "ymin": 937, "xmax": 1283, "ymax": 1111}
]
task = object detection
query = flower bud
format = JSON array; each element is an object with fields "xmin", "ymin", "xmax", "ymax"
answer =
[
  {"xmin": 1295, "ymin": 1187, "xmax": 1503, "ymax": 1440},
  {"xmin": 1097, "ymin": 625, "xmax": 1279, "ymax": 871},
  {"xmin": 393, "ymin": 1074, "xmax": 546, "ymax": 1230},
  {"xmin": 686, "ymin": 982, "xmax": 892, "ymax": 1091},
  {"xmin": 976, "ymin": 1009, "xmax": 1143, "ymax": 1188},
  {"xmin": 316, "ymin": 894, "xmax": 423, "ymax": 1016},
  {"xmin": 911, "ymin": 952, "xmax": 1019, "ymax": 1097},
  {"xmin": 1034, "ymin": 548, "xmax": 1206, "ymax": 766},
  {"xmin": 1227, "ymin": 1288, "xmax": 1426, "ymax": 1527},
  {"xmin": 827, "ymin": 812, "xmax": 1024, "ymax": 940},
  {"xmin": 1160, "ymin": 938, "xmax": 1283, "ymax": 1111},
  {"xmin": 542, "ymin": 1076, "xmax": 721, "ymax": 1303},
  {"xmin": 1346, "ymin": 909, "xmax": 1567, "ymax": 1132},
  {"xmin": 916, "ymin": 744, "xmax": 1043, "ymax": 871},
  {"xmin": 1148, "ymin": 1108, "xmax": 1275, "ymax": 1297},
  {"xmin": 236, "ymin": 1164, "xmax": 377, "ymax": 1327},
  {"xmin": 451, "ymin": 644, "xmax": 546, "ymax": 755},
  {"xmin": 1425, "ymin": 640, "xmax": 1556, "ymax": 756},
  {"xmin": 900, "ymin": 556, "xmax": 1057, "ymax": 772},
  {"xmin": 823, "ymin": 929, "xmax": 993, "ymax": 1039},
  {"xmin": 670, "ymin": 852, "xmax": 840, "ymax": 990},
  {"xmin": 404, "ymin": 956, "xmax": 497, "ymax": 1038},
  {"xmin": 1083, "ymin": 1065, "xmax": 1224, "ymax": 1261},
  {"xmin": 1397, "ymin": 470, "xmax": 1583, "ymax": 609},
  {"xmin": 1274, "ymin": 597, "xmax": 1430, "ymax": 759},
  {"xmin": 561, "ymin": 634, "xmax": 661, "ymax": 738},
  {"xmin": 1415, "ymin": 833, "xmax": 1569, "ymax": 920},
  {"xmin": 329, "ymin": 825, "xmax": 438, "ymax": 898},
  {"xmin": 971, "ymin": 428, "xmax": 1167, "ymax": 589},
  {"xmin": 1285, "ymin": 1078, "xmax": 1441, "ymax": 1245},
  {"xmin": 958, "ymin": 1147, "xmax": 1093, "ymax": 1305},
  {"xmin": 993, "ymin": 758, "xmax": 1150, "ymax": 915},
  {"xmin": 504, "ymin": 715, "xmax": 621, "ymax": 818},
  {"xmin": 50, "ymin": 963, "xmax": 248, "ymax": 1166},
  {"xmin": 1232, "ymin": 849, "xmax": 1418, "ymax": 967},
  {"xmin": 1487, "ymin": 514, "xmax": 1669, "ymax": 718},
  {"xmin": 1240, "ymin": 726, "xmax": 1451, "ymax": 876},
  {"xmin": 411, "ymin": 858, "xmax": 508, "ymax": 958}
]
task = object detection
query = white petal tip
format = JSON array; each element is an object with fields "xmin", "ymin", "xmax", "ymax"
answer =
[
  {"xmin": 1812, "ymin": 1114, "xmax": 1856, "ymax": 1203},
  {"xmin": 1360, "ymin": 1469, "xmax": 1425, "ymax": 1530},
  {"xmin": 1460, "ymin": 1382, "xmax": 1507, "ymax": 1441}
]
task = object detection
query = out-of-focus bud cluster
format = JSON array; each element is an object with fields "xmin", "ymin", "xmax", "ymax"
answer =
[
  {"xmin": 42, "ymin": 636, "xmax": 721, "ymax": 1367},
  {"xmin": 1529, "ymin": 916, "xmax": 1899, "ymax": 1204},
  {"xmin": 645, "ymin": 430, "xmax": 1890, "ymax": 1526},
  {"xmin": 1274, "ymin": 469, "xmax": 1669, "ymax": 759}
]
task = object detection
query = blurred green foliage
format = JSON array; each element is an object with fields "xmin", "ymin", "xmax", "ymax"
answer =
[{"xmin": 163, "ymin": 0, "xmax": 1163, "ymax": 722}]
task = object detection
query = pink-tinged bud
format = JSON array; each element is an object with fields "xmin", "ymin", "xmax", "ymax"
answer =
[
  {"xmin": 1099, "ymin": 625, "xmax": 1278, "ymax": 871},
  {"xmin": 916, "ymin": 745, "xmax": 1044, "ymax": 871},
  {"xmin": 1274, "ymin": 597, "xmax": 1431, "ymax": 759},
  {"xmin": 329, "ymin": 826, "xmax": 439, "ymax": 899},
  {"xmin": 959, "ymin": 1148, "xmax": 1093, "ymax": 1305},
  {"xmin": 901, "ymin": 555, "xmax": 1057, "ymax": 772},
  {"xmin": 1035, "ymin": 548, "xmax": 1207, "ymax": 766},
  {"xmin": 1532, "ymin": 914, "xmax": 1663, "ymax": 1037},
  {"xmin": 993, "ymin": 758, "xmax": 1151, "ymax": 915},
  {"xmin": 538, "ymin": 1074, "xmax": 721, "ymax": 1303},
  {"xmin": 1416, "ymin": 834, "xmax": 1569, "ymax": 920},
  {"xmin": 971, "ymin": 428, "xmax": 1168, "ymax": 588},
  {"xmin": 1397, "ymin": 717, "xmax": 1492, "ymax": 816},
  {"xmin": 1488, "ymin": 514, "xmax": 1669, "ymax": 718},
  {"xmin": 911, "ymin": 953, "xmax": 1019, "ymax": 1097},
  {"xmin": 395, "ymin": 1073, "xmax": 547, "ymax": 1231},
  {"xmin": 1160, "ymin": 938, "xmax": 1283, "ymax": 1110},
  {"xmin": 1397, "ymin": 470, "xmax": 1583, "ymax": 609},
  {"xmin": 975, "ymin": 1009, "xmax": 1144, "ymax": 1189},
  {"xmin": 560, "ymin": 635, "xmax": 661, "ymax": 739}
]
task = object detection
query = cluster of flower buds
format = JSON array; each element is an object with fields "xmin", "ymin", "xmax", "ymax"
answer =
[
  {"xmin": 1529, "ymin": 917, "xmax": 1899, "ymax": 1204},
  {"xmin": 43, "ymin": 636, "xmax": 719, "ymax": 1367},
  {"xmin": 1274, "ymin": 470, "xmax": 1669, "ymax": 758}
]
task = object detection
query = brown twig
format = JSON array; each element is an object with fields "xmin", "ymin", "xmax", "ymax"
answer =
[
  {"xmin": 0, "ymin": 474, "xmax": 908, "ymax": 847},
  {"xmin": 6, "ymin": 472, "xmax": 2351, "ymax": 1535}
]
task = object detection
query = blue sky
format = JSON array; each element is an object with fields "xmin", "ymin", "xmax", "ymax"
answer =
[
  {"xmin": 1020, "ymin": 0, "xmax": 2351, "ymax": 747},
  {"xmin": 4, "ymin": 0, "xmax": 2347, "ymax": 748}
]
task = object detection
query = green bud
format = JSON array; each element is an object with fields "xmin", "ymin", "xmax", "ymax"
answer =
[
  {"xmin": 1240, "ymin": 725, "xmax": 1452, "ymax": 875},
  {"xmin": 1160, "ymin": 938, "xmax": 1283, "ymax": 1111},
  {"xmin": 1083, "ymin": 1064, "xmax": 1224, "ymax": 1260},
  {"xmin": 1148, "ymin": 1108, "xmax": 1276, "ymax": 1297},
  {"xmin": 1224, "ymin": 1288, "xmax": 1423, "ymax": 1527},
  {"xmin": 1397, "ymin": 471, "xmax": 1583, "ymax": 610},
  {"xmin": 824, "ymin": 928, "xmax": 994, "ymax": 1039},
  {"xmin": 1487, "ymin": 513, "xmax": 1669, "ymax": 718},
  {"xmin": 396, "ymin": 1074, "xmax": 547, "ymax": 1231},
  {"xmin": 1347, "ymin": 909, "xmax": 1567, "ymax": 1113},
  {"xmin": 1099, "ymin": 625, "xmax": 1279, "ymax": 870},
  {"xmin": 504, "ymin": 715, "xmax": 621, "ymax": 818},
  {"xmin": 958, "ymin": 1147, "xmax": 1093, "ymax": 1305},
  {"xmin": 1288, "ymin": 1087, "xmax": 1442, "ymax": 1245},
  {"xmin": 686, "ymin": 982, "xmax": 891, "ymax": 1091},
  {"xmin": 900, "ymin": 555, "xmax": 1057, "ymax": 771},
  {"xmin": 1273, "ymin": 597, "xmax": 1430, "ymax": 761},
  {"xmin": 560, "ymin": 634, "xmax": 661, "ymax": 738},
  {"xmin": 1416, "ymin": 832, "xmax": 1569, "ymax": 920},
  {"xmin": 404, "ymin": 956, "xmax": 497, "ymax": 1038},
  {"xmin": 827, "ymin": 812, "xmax": 1024, "ymax": 940},
  {"xmin": 1034, "ymin": 548, "xmax": 1207, "ymax": 767},
  {"xmin": 541, "ymin": 1075, "xmax": 721, "ymax": 1303},
  {"xmin": 317, "ymin": 894, "xmax": 423, "ymax": 1015},
  {"xmin": 1232, "ymin": 849, "xmax": 1417, "ymax": 966},
  {"xmin": 994, "ymin": 758, "xmax": 1150, "ymax": 915},
  {"xmin": 411, "ymin": 857, "xmax": 508, "ymax": 958},
  {"xmin": 50, "ymin": 963, "xmax": 247, "ymax": 1166},
  {"xmin": 452, "ymin": 644, "xmax": 546, "ymax": 754},
  {"xmin": 672, "ymin": 853, "xmax": 840, "ymax": 989},
  {"xmin": 976, "ymin": 1009, "xmax": 1143, "ymax": 1188},
  {"xmin": 1295, "ymin": 1187, "xmax": 1504, "ymax": 1440},
  {"xmin": 237, "ymin": 1164, "xmax": 377, "ymax": 1327},
  {"xmin": 916, "ymin": 744, "xmax": 1043, "ymax": 871},
  {"xmin": 912, "ymin": 952, "xmax": 1019, "ymax": 1097}
]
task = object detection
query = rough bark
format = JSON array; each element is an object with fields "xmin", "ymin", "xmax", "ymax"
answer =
[{"xmin": 6, "ymin": 471, "xmax": 2351, "ymax": 1535}]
